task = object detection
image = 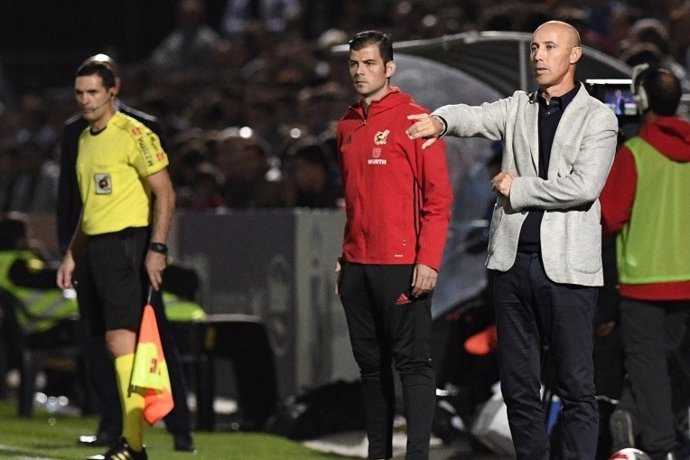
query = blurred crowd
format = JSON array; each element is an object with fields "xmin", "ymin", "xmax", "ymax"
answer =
[{"xmin": 2, "ymin": 0, "xmax": 690, "ymax": 217}]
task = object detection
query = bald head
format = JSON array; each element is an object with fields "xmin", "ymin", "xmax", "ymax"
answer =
[
  {"xmin": 534, "ymin": 20, "xmax": 581, "ymax": 49},
  {"xmin": 531, "ymin": 20, "xmax": 583, "ymax": 96}
]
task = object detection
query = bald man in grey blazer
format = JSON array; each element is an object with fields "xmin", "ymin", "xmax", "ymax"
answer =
[{"xmin": 407, "ymin": 21, "xmax": 618, "ymax": 460}]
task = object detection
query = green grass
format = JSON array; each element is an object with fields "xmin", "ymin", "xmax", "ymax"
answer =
[{"xmin": 0, "ymin": 399, "xmax": 347, "ymax": 460}]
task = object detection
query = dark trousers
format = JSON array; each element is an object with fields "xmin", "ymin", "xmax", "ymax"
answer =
[
  {"xmin": 75, "ymin": 230, "xmax": 192, "ymax": 437},
  {"xmin": 619, "ymin": 298, "xmax": 689, "ymax": 459},
  {"xmin": 492, "ymin": 252, "xmax": 598, "ymax": 460},
  {"xmin": 339, "ymin": 263, "xmax": 435, "ymax": 460}
]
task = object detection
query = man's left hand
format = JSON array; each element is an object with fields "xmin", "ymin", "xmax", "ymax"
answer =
[
  {"xmin": 491, "ymin": 171, "xmax": 515, "ymax": 197},
  {"xmin": 145, "ymin": 251, "xmax": 167, "ymax": 291},
  {"xmin": 411, "ymin": 263, "xmax": 437, "ymax": 298}
]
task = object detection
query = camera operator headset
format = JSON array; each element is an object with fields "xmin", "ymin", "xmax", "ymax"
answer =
[
  {"xmin": 631, "ymin": 63, "xmax": 673, "ymax": 115},
  {"xmin": 613, "ymin": 63, "xmax": 678, "ymax": 143},
  {"xmin": 633, "ymin": 62, "xmax": 690, "ymax": 120}
]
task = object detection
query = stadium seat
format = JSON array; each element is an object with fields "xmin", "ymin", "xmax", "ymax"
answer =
[{"xmin": 170, "ymin": 314, "xmax": 279, "ymax": 431}]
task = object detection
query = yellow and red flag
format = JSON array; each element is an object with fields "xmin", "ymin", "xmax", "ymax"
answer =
[{"xmin": 131, "ymin": 303, "xmax": 174, "ymax": 425}]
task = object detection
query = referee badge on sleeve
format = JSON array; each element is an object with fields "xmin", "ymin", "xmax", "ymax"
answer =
[{"xmin": 94, "ymin": 173, "xmax": 112, "ymax": 194}]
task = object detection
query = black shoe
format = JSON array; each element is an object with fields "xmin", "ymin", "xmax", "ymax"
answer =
[
  {"xmin": 87, "ymin": 437, "xmax": 147, "ymax": 460},
  {"xmin": 77, "ymin": 432, "xmax": 119, "ymax": 448},
  {"xmin": 173, "ymin": 432, "xmax": 197, "ymax": 452}
]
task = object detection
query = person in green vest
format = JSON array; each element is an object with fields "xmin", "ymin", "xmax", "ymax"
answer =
[
  {"xmin": 600, "ymin": 64, "xmax": 690, "ymax": 460},
  {"xmin": 0, "ymin": 215, "xmax": 78, "ymax": 395},
  {"xmin": 0, "ymin": 216, "xmax": 78, "ymax": 328}
]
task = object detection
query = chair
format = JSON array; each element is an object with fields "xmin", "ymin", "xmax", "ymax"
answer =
[{"xmin": 169, "ymin": 314, "xmax": 279, "ymax": 431}]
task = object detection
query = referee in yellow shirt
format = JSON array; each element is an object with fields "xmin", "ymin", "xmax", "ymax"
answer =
[{"xmin": 57, "ymin": 60, "xmax": 175, "ymax": 460}]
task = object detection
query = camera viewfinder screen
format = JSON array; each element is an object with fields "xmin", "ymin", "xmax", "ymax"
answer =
[{"xmin": 603, "ymin": 87, "xmax": 638, "ymax": 116}]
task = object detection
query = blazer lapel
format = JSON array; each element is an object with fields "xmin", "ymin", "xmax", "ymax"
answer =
[
  {"xmin": 527, "ymin": 92, "xmax": 540, "ymax": 173},
  {"xmin": 548, "ymin": 84, "xmax": 586, "ymax": 178}
]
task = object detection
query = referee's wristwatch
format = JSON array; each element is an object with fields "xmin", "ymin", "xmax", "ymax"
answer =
[{"xmin": 148, "ymin": 241, "xmax": 168, "ymax": 255}]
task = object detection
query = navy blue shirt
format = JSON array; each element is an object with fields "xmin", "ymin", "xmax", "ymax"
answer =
[{"xmin": 517, "ymin": 84, "xmax": 579, "ymax": 253}]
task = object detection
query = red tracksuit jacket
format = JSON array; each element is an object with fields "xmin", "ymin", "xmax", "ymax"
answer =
[{"xmin": 337, "ymin": 87, "xmax": 453, "ymax": 270}]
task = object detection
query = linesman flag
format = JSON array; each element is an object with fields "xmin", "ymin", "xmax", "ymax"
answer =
[{"xmin": 132, "ymin": 298, "xmax": 174, "ymax": 425}]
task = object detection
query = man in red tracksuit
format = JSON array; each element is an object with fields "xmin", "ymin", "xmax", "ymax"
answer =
[
  {"xmin": 600, "ymin": 65, "xmax": 690, "ymax": 460},
  {"xmin": 335, "ymin": 30, "xmax": 453, "ymax": 460}
]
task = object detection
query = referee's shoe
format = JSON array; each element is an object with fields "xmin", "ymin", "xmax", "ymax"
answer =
[{"xmin": 87, "ymin": 437, "xmax": 147, "ymax": 460}]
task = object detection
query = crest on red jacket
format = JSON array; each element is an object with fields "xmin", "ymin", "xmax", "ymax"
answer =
[{"xmin": 374, "ymin": 130, "xmax": 390, "ymax": 145}]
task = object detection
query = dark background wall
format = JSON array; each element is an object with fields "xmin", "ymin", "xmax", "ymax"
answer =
[{"xmin": 0, "ymin": 0, "xmax": 228, "ymax": 94}]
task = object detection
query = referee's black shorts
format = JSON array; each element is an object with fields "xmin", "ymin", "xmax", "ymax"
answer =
[{"xmin": 75, "ymin": 226, "xmax": 149, "ymax": 335}]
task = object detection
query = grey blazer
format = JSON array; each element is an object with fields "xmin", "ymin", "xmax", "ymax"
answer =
[{"xmin": 434, "ymin": 84, "xmax": 618, "ymax": 286}]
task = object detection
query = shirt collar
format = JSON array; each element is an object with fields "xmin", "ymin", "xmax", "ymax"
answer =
[{"xmin": 536, "ymin": 82, "xmax": 580, "ymax": 110}]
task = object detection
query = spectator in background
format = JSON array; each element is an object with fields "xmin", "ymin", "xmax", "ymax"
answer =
[
  {"xmin": 212, "ymin": 127, "xmax": 243, "ymax": 191},
  {"xmin": 283, "ymin": 139, "xmax": 342, "ymax": 208},
  {"xmin": 151, "ymin": 0, "xmax": 220, "ymax": 73},
  {"xmin": 619, "ymin": 17, "xmax": 690, "ymax": 120},
  {"xmin": 189, "ymin": 162, "xmax": 228, "ymax": 211},
  {"xmin": 243, "ymin": 96, "xmax": 285, "ymax": 153},
  {"xmin": 16, "ymin": 94, "xmax": 59, "ymax": 152},
  {"xmin": 295, "ymin": 82, "xmax": 348, "ymax": 139},
  {"xmin": 554, "ymin": 6, "xmax": 606, "ymax": 53},
  {"xmin": 221, "ymin": 0, "xmax": 301, "ymax": 51},
  {"xmin": 620, "ymin": 18, "xmax": 688, "ymax": 83},
  {"xmin": 0, "ymin": 93, "xmax": 60, "ymax": 215},
  {"xmin": 169, "ymin": 139, "xmax": 208, "ymax": 208},
  {"xmin": 312, "ymin": 28, "xmax": 351, "ymax": 87},
  {"xmin": 186, "ymin": 89, "xmax": 233, "ymax": 132},
  {"xmin": 619, "ymin": 41, "xmax": 663, "ymax": 68},
  {"xmin": 600, "ymin": 65, "xmax": 690, "ymax": 460},
  {"xmin": 0, "ymin": 141, "xmax": 58, "ymax": 214},
  {"xmin": 670, "ymin": 3, "xmax": 690, "ymax": 78},
  {"xmin": 606, "ymin": 4, "xmax": 645, "ymax": 57},
  {"xmin": 220, "ymin": 137, "xmax": 285, "ymax": 208}
]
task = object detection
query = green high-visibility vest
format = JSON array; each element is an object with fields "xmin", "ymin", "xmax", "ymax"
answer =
[
  {"xmin": 0, "ymin": 250, "xmax": 78, "ymax": 333},
  {"xmin": 0, "ymin": 251, "xmax": 205, "ymax": 329},
  {"xmin": 162, "ymin": 291, "xmax": 206, "ymax": 322},
  {"xmin": 616, "ymin": 137, "xmax": 690, "ymax": 284}
]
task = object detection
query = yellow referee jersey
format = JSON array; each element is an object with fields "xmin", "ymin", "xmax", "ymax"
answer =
[{"xmin": 76, "ymin": 111, "xmax": 168, "ymax": 235}]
